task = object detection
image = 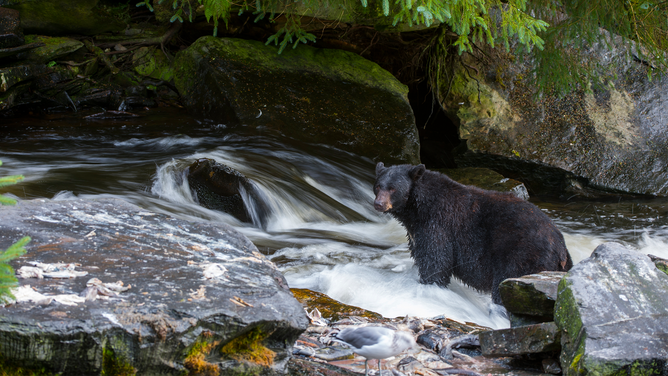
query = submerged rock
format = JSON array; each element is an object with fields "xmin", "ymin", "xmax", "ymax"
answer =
[
  {"xmin": 186, "ymin": 158, "xmax": 270, "ymax": 228},
  {"xmin": 174, "ymin": 36, "xmax": 420, "ymax": 165},
  {"xmin": 0, "ymin": 198, "xmax": 308, "ymax": 375},
  {"xmin": 555, "ymin": 242, "xmax": 668, "ymax": 376}
]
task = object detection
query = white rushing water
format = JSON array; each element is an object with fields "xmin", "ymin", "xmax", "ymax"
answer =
[
  {"xmin": 3, "ymin": 118, "xmax": 668, "ymax": 330},
  {"xmin": 147, "ymin": 141, "xmax": 668, "ymax": 330}
]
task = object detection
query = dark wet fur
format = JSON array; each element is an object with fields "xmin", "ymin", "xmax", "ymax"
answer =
[{"xmin": 374, "ymin": 163, "xmax": 573, "ymax": 304}]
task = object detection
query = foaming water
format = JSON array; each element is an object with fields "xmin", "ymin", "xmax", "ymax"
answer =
[{"xmin": 3, "ymin": 110, "xmax": 668, "ymax": 330}]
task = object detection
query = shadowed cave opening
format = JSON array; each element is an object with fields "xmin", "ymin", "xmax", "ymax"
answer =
[{"xmin": 408, "ymin": 79, "xmax": 462, "ymax": 169}]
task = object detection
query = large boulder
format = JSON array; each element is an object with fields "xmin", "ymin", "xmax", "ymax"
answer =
[
  {"xmin": 555, "ymin": 242, "xmax": 668, "ymax": 375},
  {"xmin": 174, "ymin": 36, "xmax": 420, "ymax": 165},
  {"xmin": 0, "ymin": 198, "xmax": 308, "ymax": 375},
  {"xmin": 443, "ymin": 32, "xmax": 668, "ymax": 196}
]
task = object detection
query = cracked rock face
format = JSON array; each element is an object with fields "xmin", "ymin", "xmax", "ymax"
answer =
[
  {"xmin": 555, "ymin": 242, "xmax": 668, "ymax": 376},
  {"xmin": 0, "ymin": 198, "xmax": 308, "ymax": 375}
]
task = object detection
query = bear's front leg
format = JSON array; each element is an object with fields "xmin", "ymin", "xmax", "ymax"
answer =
[
  {"xmin": 407, "ymin": 227, "xmax": 455, "ymax": 288},
  {"xmin": 412, "ymin": 240, "xmax": 453, "ymax": 288}
]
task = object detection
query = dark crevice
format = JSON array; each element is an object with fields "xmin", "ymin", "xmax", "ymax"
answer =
[{"xmin": 408, "ymin": 78, "xmax": 461, "ymax": 169}]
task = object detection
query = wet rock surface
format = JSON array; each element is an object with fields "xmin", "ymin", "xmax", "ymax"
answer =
[
  {"xmin": 437, "ymin": 167, "xmax": 530, "ymax": 200},
  {"xmin": 186, "ymin": 158, "xmax": 270, "ymax": 228},
  {"xmin": 174, "ymin": 36, "xmax": 420, "ymax": 165},
  {"xmin": 0, "ymin": 197, "xmax": 308, "ymax": 375},
  {"xmin": 291, "ymin": 314, "xmax": 509, "ymax": 376},
  {"xmin": 480, "ymin": 322, "xmax": 561, "ymax": 357},
  {"xmin": 499, "ymin": 271, "xmax": 565, "ymax": 326},
  {"xmin": 555, "ymin": 242, "xmax": 668, "ymax": 376},
  {"xmin": 291, "ymin": 288, "xmax": 383, "ymax": 321},
  {"xmin": 444, "ymin": 32, "xmax": 668, "ymax": 197}
]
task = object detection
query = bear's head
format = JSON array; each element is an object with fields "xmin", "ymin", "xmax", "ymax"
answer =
[{"xmin": 373, "ymin": 162, "xmax": 426, "ymax": 213}]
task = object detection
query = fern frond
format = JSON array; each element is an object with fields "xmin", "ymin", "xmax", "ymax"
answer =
[{"xmin": 0, "ymin": 237, "xmax": 29, "ymax": 305}]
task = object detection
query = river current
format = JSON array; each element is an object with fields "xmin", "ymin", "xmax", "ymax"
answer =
[{"xmin": 2, "ymin": 108, "xmax": 668, "ymax": 329}]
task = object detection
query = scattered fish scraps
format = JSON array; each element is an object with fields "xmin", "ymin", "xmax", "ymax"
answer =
[
  {"xmin": 306, "ymin": 308, "xmax": 329, "ymax": 327},
  {"xmin": 189, "ymin": 285, "xmax": 208, "ymax": 301},
  {"xmin": 291, "ymin": 315, "xmax": 504, "ymax": 376},
  {"xmin": 11, "ymin": 285, "xmax": 85, "ymax": 306},
  {"xmin": 187, "ymin": 261, "xmax": 228, "ymax": 280},
  {"xmin": 17, "ymin": 262, "xmax": 88, "ymax": 279},
  {"xmin": 80, "ymin": 278, "xmax": 131, "ymax": 301},
  {"xmin": 230, "ymin": 296, "xmax": 253, "ymax": 307}
]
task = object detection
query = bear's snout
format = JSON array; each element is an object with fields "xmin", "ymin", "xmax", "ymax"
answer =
[{"xmin": 374, "ymin": 191, "xmax": 392, "ymax": 212}]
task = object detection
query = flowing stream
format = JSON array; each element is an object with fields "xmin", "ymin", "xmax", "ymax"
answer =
[{"xmin": 2, "ymin": 108, "xmax": 668, "ymax": 329}]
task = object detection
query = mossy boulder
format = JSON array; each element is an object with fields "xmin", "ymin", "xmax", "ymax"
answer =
[
  {"xmin": 18, "ymin": 35, "xmax": 83, "ymax": 63},
  {"xmin": 554, "ymin": 242, "xmax": 668, "ymax": 376},
  {"xmin": 442, "ymin": 32, "xmax": 668, "ymax": 197},
  {"xmin": 132, "ymin": 46, "xmax": 174, "ymax": 81},
  {"xmin": 4, "ymin": 0, "xmax": 126, "ymax": 35},
  {"xmin": 499, "ymin": 271, "xmax": 566, "ymax": 326},
  {"xmin": 174, "ymin": 36, "xmax": 420, "ymax": 165}
]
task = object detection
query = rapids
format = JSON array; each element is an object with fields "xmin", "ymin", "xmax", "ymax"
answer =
[{"xmin": 2, "ymin": 109, "xmax": 667, "ymax": 329}]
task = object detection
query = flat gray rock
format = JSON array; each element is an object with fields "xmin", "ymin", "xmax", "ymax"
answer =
[
  {"xmin": 499, "ymin": 271, "xmax": 566, "ymax": 323},
  {"xmin": 0, "ymin": 198, "xmax": 308, "ymax": 375},
  {"xmin": 479, "ymin": 322, "xmax": 560, "ymax": 357},
  {"xmin": 555, "ymin": 242, "xmax": 668, "ymax": 376}
]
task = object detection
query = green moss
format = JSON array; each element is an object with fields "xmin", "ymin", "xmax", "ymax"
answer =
[
  {"xmin": 220, "ymin": 326, "xmax": 275, "ymax": 367},
  {"xmin": 0, "ymin": 353, "xmax": 52, "ymax": 376},
  {"xmin": 133, "ymin": 47, "xmax": 174, "ymax": 81},
  {"xmin": 177, "ymin": 37, "xmax": 407, "ymax": 98},
  {"xmin": 183, "ymin": 334, "xmax": 221, "ymax": 376},
  {"xmin": 584, "ymin": 358, "xmax": 666, "ymax": 376},
  {"xmin": 291, "ymin": 288, "xmax": 382, "ymax": 321},
  {"xmin": 655, "ymin": 262, "xmax": 668, "ymax": 276},
  {"xmin": 19, "ymin": 36, "xmax": 84, "ymax": 63},
  {"xmin": 555, "ymin": 278, "xmax": 583, "ymax": 342},
  {"xmin": 101, "ymin": 348, "xmax": 136, "ymax": 376}
]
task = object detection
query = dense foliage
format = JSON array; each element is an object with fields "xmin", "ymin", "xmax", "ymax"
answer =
[{"xmin": 0, "ymin": 160, "xmax": 30, "ymax": 305}]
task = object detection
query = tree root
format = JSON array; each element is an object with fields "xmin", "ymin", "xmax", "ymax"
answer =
[
  {"xmin": 84, "ymin": 40, "xmax": 120, "ymax": 75},
  {"xmin": 95, "ymin": 22, "xmax": 183, "ymax": 60}
]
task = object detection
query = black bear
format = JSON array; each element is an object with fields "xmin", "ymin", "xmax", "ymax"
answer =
[{"xmin": 373, "ymin": 162, "xmax": 573, "ymax": 304}]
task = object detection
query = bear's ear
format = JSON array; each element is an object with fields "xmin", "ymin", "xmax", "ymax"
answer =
[
  {"xmin": 409, "ymin": 164, "xmax": 426, "ymax": 181},
  {"xmin": 375, "ymin": 162, "xmax": 385, "ymax": 176}
]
